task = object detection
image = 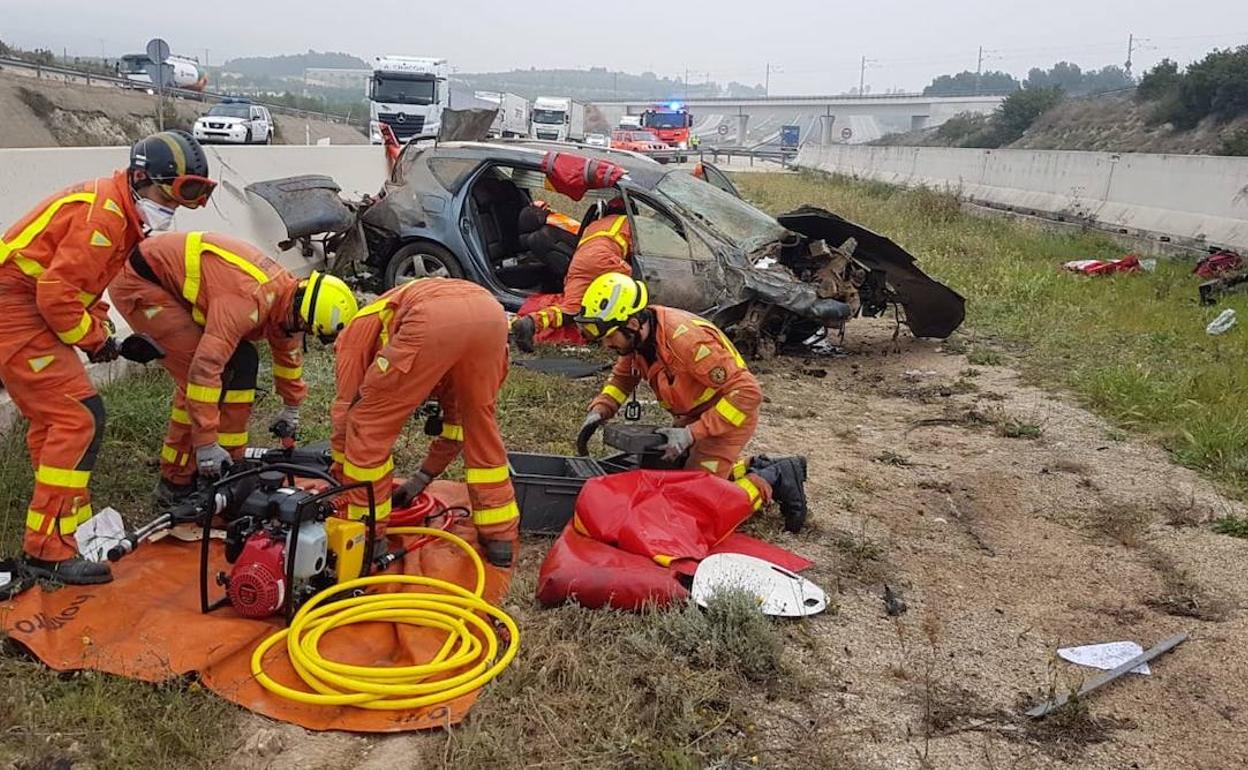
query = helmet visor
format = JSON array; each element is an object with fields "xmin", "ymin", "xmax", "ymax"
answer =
[
  {"xmin": 156, "ymin": 174, "xmax": 216, "ymax": 208},
  {"xmin": 573, "ymin": 317, "xmax": 618, "ymax": 342}
]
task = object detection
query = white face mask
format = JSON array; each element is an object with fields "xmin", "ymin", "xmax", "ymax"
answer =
[{"xmin": 136, "ymin": 197, "xmax": 176, "ymax": 233}]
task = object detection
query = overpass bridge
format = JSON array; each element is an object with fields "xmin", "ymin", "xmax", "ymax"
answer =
[{"xmin": 589, "ymin": 93, "xmax": 1006, "ymax": 146}]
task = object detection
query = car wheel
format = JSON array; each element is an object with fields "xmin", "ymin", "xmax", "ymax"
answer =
[{"xmin": 384, "ymin": 241, "xmax": 465, "ymax": 289}]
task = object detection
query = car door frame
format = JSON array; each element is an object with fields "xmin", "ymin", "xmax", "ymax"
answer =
[{"xmin": 618, "ymin": 184, "xmax": 719, "ymax": 312}]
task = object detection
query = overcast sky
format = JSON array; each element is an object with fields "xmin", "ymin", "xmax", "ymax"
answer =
[{"xmin": 5, "ymin": 0, "xmax": 1247, "ymax": 93}]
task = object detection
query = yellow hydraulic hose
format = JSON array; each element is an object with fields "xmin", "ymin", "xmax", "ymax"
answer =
[{"xmin": 250, "ymin": 526, "xmax": 519, "ymax": 710}]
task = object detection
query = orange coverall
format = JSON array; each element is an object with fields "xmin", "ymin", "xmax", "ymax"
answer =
[
  {"xmin": 110, "ymin": 232, "xmax": 306, "ymax": 484},
  {"xmin": 331, "ymin": 278, "xmax": 519, "ymax": 543},
  {"xmin": 523, "ymin": 214, "xmax": 632, "ymax": 333},
  {"xmin": 588, "ymin": 306, "xmax": 773, "ymax": 510},
  {"xmin": 0, "ymin": 171, "xmax": 143, "ymax": 560}
]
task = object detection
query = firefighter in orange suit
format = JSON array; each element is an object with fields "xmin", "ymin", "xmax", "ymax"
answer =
[
  {"xmin": 0, "ymin": 130, "xmax": 215, "ymax": 584},
  {"xmin": 111, "ymin": 231, "xmax": 359, "ymax": 502},
  {"xmin": 575, "ymin": 272, "xmax": 809, "ymax": 532},
  {"xmin": 510, "ymin": 199, "xmax": 632, "ymax": 352},
  {"xmin": 330, "ymin": 278, "xmax": 520, "ymax": 567}
]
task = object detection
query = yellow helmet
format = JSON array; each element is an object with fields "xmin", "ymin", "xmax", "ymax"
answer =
[
  {"xmin": 573, "ymin": 272, "xmax": 648, "ymax": 341},
  {"xmin": 299, "ymin": 271, "xmax": 359, "ymax": 340}
]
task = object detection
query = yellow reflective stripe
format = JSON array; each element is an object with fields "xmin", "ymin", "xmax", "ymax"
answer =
[
  {"xmin": 691, "ymin": 318, "xmax": 746, "ymax": 369},
  {"xmin": 36, "ymin": 464, "xmax": 91, "ymax": 489},
  {"xmin": 331, "ymin": 449, "xmax": 347, "ymax": 465},
  {"xmin": 736, "ymin": 477, "xmax": 763, "ymax": 510},
  {"xmin": 578, "ymin": 215, "xmax": 629, "ymax": 251},
  {"xmin": 692, "ymin": 386, "xmax": 717, "ymax": 407},
  {"xmin": 344, "ymin": 457, "xmax": 395, "ymax": 483},
  {"xmin": 440, "ymin": 423, "xmax": 464, "ymax": 442},
  {"xmin": 223, "ymin": 389, "xmax": 256, "ymax": 404},
  {"xmin": 26, "ymin": 509, "xmax": 78, "ymax": 536},
  {"xmin": 473, "ymin": 500, "xmax": 519, "ymax": 526},
  {"xmin": 355, "ymin": 296, "xmax": 397, "ymax": 348},
  {"xmin": 653, "ymin": 554, "xmax": 674, "ymax": 567},
  {"xmin": 714, "ymin": 398, "xmax": 748, "ymax": 427},
  {"xmin": 602, "ymin": 384, "xmax": 628, "ymax": 405},
  {"xmin": 55, "ymin": 311, "xmax": 93, "ymax": 345},
  {"xmin": 160, "ymin": 444, "xmax": 190, "ymax": 465},
  {"xmin": 731, "ymin": 459, "xmax": 748, "ymax": 480},
  {"xmin": 170, "ymin": 407, "xmax": 191, "ymax": 425},
  {"xmin": 348, "ymin": 499, "xmax": 391, "ymax": 521},
  {"xmin": 0, "ymin": 192, "xmax": 97, "ymax": 267},
  {"xmin": 183, "ymin": 232, "xmax": 271, "ymax": 323},
  {"xmin": 78, "ymin": 290, "xmax": 96, "ymax": 305},
  {"xmin": 466, "ymin": 465, "xmax": 510, "ymax": 485},
  {"xmin": 186, "ymin": 383, "xmax": 222, "ymax": 403},
  {"xmin": 272, "ymin": 364, "xmax": 303, "ymax": 380},
  {"xmin": 75, "ymin": 502, "xmax": 93, "ymax": 525},
  {"xmin": 218, "ymin": 431, "xmax": 249, "ymax": 448},
  {"xmin": 183, "ymin": 231, "xmax": 204, "ymax": 311}
]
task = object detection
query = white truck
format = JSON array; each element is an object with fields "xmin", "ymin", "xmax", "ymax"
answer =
[
  {"xmin": 368, "ymin": 55, "xmax": 449, "ymax": 144},
  {"xmin": 530, "ymin": 96, "xmax": 586, "ymax": 142},
  {"xmin": 474, "ymin": 91, "xmax": 530, "ymax": 138}
]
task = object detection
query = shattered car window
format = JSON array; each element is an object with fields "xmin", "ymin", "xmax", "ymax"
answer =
[
  {"xmin": 655, "ymin": 172, "xmax": 787, "ymax": 253},
  {"xmin": 428, "ymin": 157, "xmax": 480, "ymax": 192},
  {"xmin": 631, "ymin": 196, "xmax": 695, "ymax": 260}
]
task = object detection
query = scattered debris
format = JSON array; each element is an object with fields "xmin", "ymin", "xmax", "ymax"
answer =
[
  {"xmin": 1026, "ymin": 633, "xmax": 1187, "ymax": 718},
  {"xmin": 1206, "ymin": 309, "xmax": 1237, "ymax": 336},
  {"xmin": 690, "ymin": 554, "xmax": 828, "ymax": 617},
  {"xmin": 1062, "ymin": 255, "xmax": 1155, "ymax": 275},
  {"xmin": 1193, "ymin": 249, "xmax": 1243, "ymax": 279},
  {"xmin": 1057, "ymin": 641, "xmax": 1151, "ymax": 675},
  {"xmin": 874, "ymin": 450, "xmax": 912, "ymax": 466},
  {"xmin": 883, "ymin": 584, "xmax": 908, "ymax": 616}
]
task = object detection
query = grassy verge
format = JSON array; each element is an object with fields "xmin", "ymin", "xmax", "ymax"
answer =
[
  {"xmin": 736, "ymin": 170, "xmax": 1248, "ymax": 500},
  {"xmin": 2, "ymin": 342, "xmax": 824, "ymax": 769}
]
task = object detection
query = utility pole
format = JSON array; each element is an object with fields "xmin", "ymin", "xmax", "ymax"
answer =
[
  {"xmin": 976, "ymin": 45, "xmax": 984, "ymax": 95},
  {"xmin": 684, "ymin": 66, "xmax": 689, "ymax": 100},
  {"xmin": 765, "ymin": 62, "xmax": 770, "ymax": 97},
  {"xmin": 859, "ymin": 56, "xmax": 868, "ymax": 95},
  {"xmin": 1125, "ymin": 33, "xmax": 1138, "ymax": 78}
]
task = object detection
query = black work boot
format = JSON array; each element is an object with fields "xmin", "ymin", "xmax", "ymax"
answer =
[
  {"xmin": 153, "ymin": 477, "xmax": 196, "ymax": 509},
  {"xmin": 754, "ymin": 456, "xmax": 809, "ymax": 533},
  {"xmin": 482, "ymin": 539, "xmax": 515, "ymax": 568},
  {"xmin": 24, "ymin": 555, "xmax": 114, "ymax": 585}
]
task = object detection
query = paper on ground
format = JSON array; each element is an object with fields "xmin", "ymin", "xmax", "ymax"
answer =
[
  {"xmin": 1057, "ymin": 641, "xmax": 1150, "ymax": 675},
  {"xmin": 76, "ymin": 507, "xmax": 127, "ymax": 563}
]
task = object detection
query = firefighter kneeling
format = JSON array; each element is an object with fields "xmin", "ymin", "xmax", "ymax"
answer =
[
  {"xmin": 330, "ymin": 278, "xmax": 520, "ymax": 567},
  {"xmin": 575, "ymin": 272, "xmax": 808, "ymax": 532}
]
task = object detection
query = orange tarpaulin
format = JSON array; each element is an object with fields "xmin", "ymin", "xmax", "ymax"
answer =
[{"xmin": 0, "ymin": 481, "xmax": 513, "ymax": 732}]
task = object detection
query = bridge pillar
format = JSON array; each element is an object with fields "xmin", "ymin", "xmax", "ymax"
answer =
[
  {"xmin": 818, "ymin": 115, "xmax": 837, "ymax": 145},
  {"xmin": 735, "ymin": 114, "xmax": 749, "ymax": 144}
]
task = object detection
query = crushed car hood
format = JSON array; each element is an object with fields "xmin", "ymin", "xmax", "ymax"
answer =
[{"xmin": 777, "ymin": 206, "xmax": 965, "ymax": 338}]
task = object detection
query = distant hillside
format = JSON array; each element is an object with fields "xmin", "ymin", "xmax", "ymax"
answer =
[
  {"xmin": 221, "ymin": 50, "xmax": 368, "ymax": 78},
  {"xmin": 454, "ymin": 67, "xmax": 764, "ymax": 102},
  {"xmin": 875, "ymin": 92, "xmax": 1248, "ymax": 155}
]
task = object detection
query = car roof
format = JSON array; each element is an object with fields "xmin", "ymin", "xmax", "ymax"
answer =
[{"xmin": 433, "ymin": 139, "xmax": 669, "ymax": 189}]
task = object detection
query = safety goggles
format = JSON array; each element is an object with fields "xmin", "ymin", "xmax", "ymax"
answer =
[{"xmin": 153, "ymin": 174, "xmax": 216, "ymax": 209}]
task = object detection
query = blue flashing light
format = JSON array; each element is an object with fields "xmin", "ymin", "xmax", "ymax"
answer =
[{"xmin": 669, "ymin": 101, "xmax": 683, "ymax": 110}]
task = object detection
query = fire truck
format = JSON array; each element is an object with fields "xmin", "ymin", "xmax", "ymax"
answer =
[{"xmin": 640, "ymin": 102, "xmax": 694, "ymax": 161}]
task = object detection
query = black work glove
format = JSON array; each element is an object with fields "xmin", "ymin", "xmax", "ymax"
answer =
[
  {"xmin": 391, "ymin": 469, "xmax": 434, "ymax": 509},
  {"xmin": 87, "ymin": 336, "xmax": 120, "ymax": 363},
  {"xmin": 510, "ymin": 315, "xmax": 537, "ymax": 354}
]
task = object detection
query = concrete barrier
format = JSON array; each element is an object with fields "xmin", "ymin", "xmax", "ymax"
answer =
[
  {"xmin": 0, "ymin": 144, "xmax": 389, "ymax": 426},
  {"xmin": 795, "ymin": 144, "xmax": 1248, "ymax": 253}
]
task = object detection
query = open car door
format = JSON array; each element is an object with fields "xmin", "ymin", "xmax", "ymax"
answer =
[{"xmin": 695, "ymin": 162, "xmax": 741, "ymax": 199}]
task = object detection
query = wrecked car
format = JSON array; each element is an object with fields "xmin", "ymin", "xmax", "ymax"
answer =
[{"xmin": 249, "ymin": 137, "xmax": 965, "ymax": 355}]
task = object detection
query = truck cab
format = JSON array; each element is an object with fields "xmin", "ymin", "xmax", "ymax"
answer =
[
  {"xmin": 368, "ymin": 55, "xmax": 449, "ymax": 144},
  {"xmin": 641, "ymin": 103, "xmax": 694, "ymax": 159},
  {"xmin": 530, "ymin": 96, "xmax": 585, "ymax": 142}
]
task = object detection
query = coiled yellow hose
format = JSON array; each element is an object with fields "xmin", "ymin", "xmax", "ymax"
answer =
[{"xmin": 250, "ymin": 526, "xmax": 519, "ymax": 710}]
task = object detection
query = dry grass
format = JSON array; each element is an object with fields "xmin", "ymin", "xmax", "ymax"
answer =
[{"xmin": 1085, "ymin": 502, "xmax": 1153, "ymax": 548}]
